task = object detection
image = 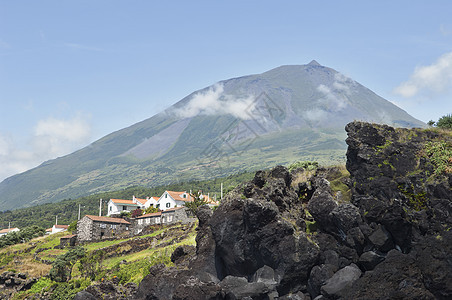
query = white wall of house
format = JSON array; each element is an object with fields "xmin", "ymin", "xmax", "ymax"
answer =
[
  {"xmin": 144, "ymin": 198, "xmax": 158, "ymax": 209},
  {"xmin": 156, "ymin": 191, "xmax": 190, "ymax": 211},
  {"xmin": 107, "ymin": 200, "xmax": 140, "ymax": 216},
  {"xmin": 157, "ymin": 193, "xmax": 177, "ymax": 210}
]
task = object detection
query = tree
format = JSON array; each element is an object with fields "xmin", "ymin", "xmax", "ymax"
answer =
[
  {"xmin": 131, "ymin": 208, "xmax": 143, "ymax": 218},
  {"xmin": 435, "ymin": 114, "xmax": 452, "ymax": 130},
  {"xmin": 50, "ymin": 246, "xmax": 85, "ymax": 282},
  {"xmin": 184, "ymin": 191, "xmax": 209, "ymax": 215},
  {"xmin": 144, "ymin": 206, "xmax": 159, "ymax": 214}
]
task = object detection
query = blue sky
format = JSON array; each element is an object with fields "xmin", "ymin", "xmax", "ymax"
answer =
[{"xmin": 1, "ymin": 1, "xmax": 452, "ymax": 182}]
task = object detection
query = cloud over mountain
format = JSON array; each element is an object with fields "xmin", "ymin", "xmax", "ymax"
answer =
[
  {"xmin": 173, "ymin": 83, "xmax": 256, "ymax": 120},
  {"xmin": 394, "ymin": 51, "xmax": 452, "ymax": 97}
]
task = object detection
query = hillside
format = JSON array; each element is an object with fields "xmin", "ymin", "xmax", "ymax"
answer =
[
  {"xmin": 0, "ymin": 223, "xmax": 197, "ymax": 300},
  {"xmin": 0, "ymin": 171, "xmax": 254, "ymax": 230},
  {"xmin": 1, "ymin": 122, "xmax": 450, "ymax": 299},
  {"xmin": 0, "ymin": 61, "xmax": 425, "ymax": 210}
]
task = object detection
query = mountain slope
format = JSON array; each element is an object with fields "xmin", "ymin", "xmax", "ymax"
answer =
[{"xmin": 0, "ymin": 61, "xmax": 425, "ymax": 210}]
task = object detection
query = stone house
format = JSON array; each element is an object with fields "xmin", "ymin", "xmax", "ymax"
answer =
[
  {"xmin": 133, "ymin": 207, "xmax": 196, "ymax": 234},
  {"xmin": 60, "ymin": 234, "xmax": 77, "ymax": 247},
  {"xmin": 77, "ymin": 215, "xmax": 131, "ymax": 242}
]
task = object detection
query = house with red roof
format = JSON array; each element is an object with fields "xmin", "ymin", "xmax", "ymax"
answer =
[
  {"xmin": 156, "ymin": 190, "xmax": 219, "ymax": 211},
  {"xmin": 77, "ymin": 215, "xmax": 131, "ymax": 241},
  {"xmin": 0, "ymin": 227, "xmax": 20, "ymax": 237},
  {"xmin": 46, "ymin": 224, "xmax": 69, "ymax": 235},
  {"xmin": 107, "ymin": 195, "xmax": 158, "ymax": 216}
]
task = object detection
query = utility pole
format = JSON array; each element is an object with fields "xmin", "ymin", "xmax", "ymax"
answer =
[
  {"xmin": 78, "ymin": 204, "xmax": 82, "ymax": 220},
  {"xmin": 221, "ymin": 183, "xmax": 223, "ymax": 200},
  {"xmin": 99, "ymin": 199, "xmax": 103, "ymax": 217},
  {"xmin": 55, "ymin": 215, "xmax": 58, "ymax": 226}
]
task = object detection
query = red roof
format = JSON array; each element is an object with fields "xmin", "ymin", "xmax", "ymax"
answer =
[
  {"xmin": 166, "ymin": 191, "xmax": 193, "ymax": 202},
  {"xmin": 136, "ymin": 198, "xmax": 147, "ymax": 205},
  {"xmin": 61, "ymin": 234, "xmax": 77, "ymax": 239},
  {"xmin": 110, "ymin": 199, "xmax": 140, "ymax": 206},
  {"xmin": 55, "ymin": 225, "xmax": 69, "ymax": 229},
  {"xmin": 0, "ymin": 228, "xmax": 19, "ymax": 234},
  {"xmin": 85, "ymin": 215, "xmax": 131, "ymax": 225}
]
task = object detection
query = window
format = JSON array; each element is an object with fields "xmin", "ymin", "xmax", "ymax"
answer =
[
  {"xmin": 167, "ymin": 215, "xmax": 173, "ymax": 223},
  {"xmin": 165, "ymin": 194, "xmax": 167, "ymax": 198},
  {"xmin": 155, "ymin": 217, "xmax": 161, "ymax": 223},
  {"xmin": 109, "ymin": 206, "xmax": 112, "ymax": 211},
  {"xmin": 123, "ymin": 206, "xmax": 127, "ymax": 210},
  {"xmin": 156, "ymin": 204, "xmax": 160, "ymax": 208},
  {"xmin": 126, "ymin": 226, "xmax": 129, "ymax": 231},
  {"xmin": 146, "ymin": 218, "xmax": 150, "ymax": 224},
  {"xmin": 138, "ymin": 219, "xmax": 143, "ymax": 225},
  {"xmin": 166, "ymin": 203, "xmax": 171, "ymax": 208},
  {"xmin": 110, "ymin": 224, "xmax": 117, "ymax": 229},
  {"xmin": 100, "ymin": 223, "xmax": 106, "ymax": 229}
]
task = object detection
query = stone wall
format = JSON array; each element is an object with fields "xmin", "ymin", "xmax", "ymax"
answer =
[{"xmin": 77, "ymin": 216, "xmax": 93, "ymax": 242}]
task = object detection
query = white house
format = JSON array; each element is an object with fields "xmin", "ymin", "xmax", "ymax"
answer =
[
  {"xmin": 143, "ymin": 196, "xmax": 159, "ymax": 209},
  {"xmin": 156, "ymin": 191, "xmax": 219, "ymax": 211},
  {"xmin": 157, "ymin": 191, "xmax": 192, "ymax": 210},
  {"xmin": 107, "ymin": 196, "xmax": 147, "ymax": 216},
  {"xmin": 0, "ymin": 227, "xmax": 20, "ymax": 237},
  {"xmin": 46, "ymin": 224, "xmax": 69, "ymax": 235}
]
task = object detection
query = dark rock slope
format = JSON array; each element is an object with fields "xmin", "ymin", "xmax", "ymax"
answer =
[{"xmin": 79, "ymin": 121, "xmax": 451, "ymax": 299}]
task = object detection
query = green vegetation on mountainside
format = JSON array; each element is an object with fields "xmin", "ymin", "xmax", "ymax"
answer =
[
  {"xmin": 0, "ymin": 171, "xmax": 255, "ymax": 229},
  {"xmin": 1, "ymin": 222, "xmax": 196, "ymax": 300}
]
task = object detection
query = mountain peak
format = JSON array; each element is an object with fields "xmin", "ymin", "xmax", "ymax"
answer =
[{"xmin": 308, "ymin": 60, "xmax": 321, "ymax": 66}]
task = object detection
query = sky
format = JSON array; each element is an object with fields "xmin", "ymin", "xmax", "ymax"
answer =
[{"xmin": 1, "ymin": 1, "xmax": 452, "ymax": 183}]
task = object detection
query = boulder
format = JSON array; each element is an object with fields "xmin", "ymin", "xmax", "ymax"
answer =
[
  {"xmin": 358, "ymin": 251, "xmax": 385, "ymax": 271},
  {"xmin": 320, "ymin": 263, "xmax": 361, "ymax": 299}
]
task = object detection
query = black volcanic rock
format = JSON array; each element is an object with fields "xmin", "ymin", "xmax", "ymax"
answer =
[{"xmin": 129, "ymin": 122, "xmax": 451, "ymax": 299}]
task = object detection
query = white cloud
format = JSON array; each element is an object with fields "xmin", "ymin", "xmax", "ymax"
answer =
[
  {"xmin": 394, "ymin": 51, "xmax": 452, "ymax": 97},
  {"xmin": 303, "ymin": 72, "xmax": 352, "ymax": 122},
  {"xmin": 173, "ymin": 83, "xmax": 256, "ymax": 120},
  {"xmin": 0, "ymin": 114, "xmax": 92, "ymax": 182}
]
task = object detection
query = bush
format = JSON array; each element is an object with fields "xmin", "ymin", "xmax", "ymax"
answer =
[
  {"xmin": 436, "ymin": 114, "xmax": 452, "ymax": 130},
  {"xmin": 288, "ymin": 161, "xmax": 319, "ymax": 172}
]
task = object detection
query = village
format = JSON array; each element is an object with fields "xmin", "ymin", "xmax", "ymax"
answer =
[{"xmin": 0, "ymin": 190, "xmax": 219, "ymax": 247}]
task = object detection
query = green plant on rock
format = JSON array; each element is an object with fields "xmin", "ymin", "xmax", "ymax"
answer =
[
  {"xmin": 424, "ymin": 141, "xmax": 452, "ymax": 174},
  {"xmin": 288, "ymin": 161, "xmax": 319, "ymax": 172},
  {"xmin": 398, "ymin": 184, "xmax": 428, "ymax": 211}
]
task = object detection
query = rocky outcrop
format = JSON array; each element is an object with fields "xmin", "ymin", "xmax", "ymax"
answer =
[
  {"xmin": 121, "ymin": 122, "xmax": 451, "ymax": 299},
  {"xmin": 0, "ymin": 271, "xmax": 37, "ymax": 299}
]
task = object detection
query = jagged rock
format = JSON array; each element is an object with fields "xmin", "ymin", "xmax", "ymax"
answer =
[
  {"xmin": 74, "ymin": 290, "xmax": 98, "ymax": 300},
  {"xmin": 357, "ymin": 251, "xmax": 385, "ymax": 271},
  {"xmin": 172, "ymin": 276, "xmax": 223, "ymax": 300},
  {"xmin": 251, "ymin": 265, "xmax": 278, "ymax": 286},
  {"xmin": 307, "ymin": 264, "xmax": 335, "ymax": 298},
  {"xmin": 171, "ymin": 245, "xmax": 195, "ymax": 263},
  {"xmin": 341, "ymin": 250, "xmax": 436, "ymax": 299},
  {"xmin": 329, "ymin": 203, "xmax": 362, "ymax": 234},
  {"xmin": 220, "ymin": 275, "xmax": 276, "ymax": 299},
  {"xmin": 368, "ymin": 224, "xmax": 394, "ymax": 252},
  {"xmin": 307, "ymin": 191, "xmax": 337, "ymax": 231},
  {"xmin": 83, "ymin": 280, "xmax": 137, "ymax": 300},
  {"xmin": 320, "ymin": 263, "xmax": 361, "ymax": 299}
]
